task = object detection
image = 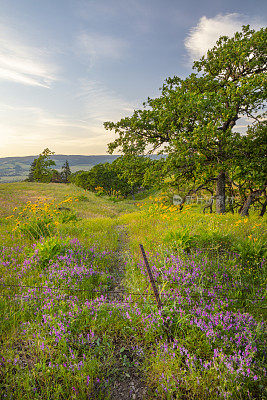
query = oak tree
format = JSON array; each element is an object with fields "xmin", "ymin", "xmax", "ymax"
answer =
[{"xmin": 104, "ymin": 26, "xmax": 266, "ymax": 213}]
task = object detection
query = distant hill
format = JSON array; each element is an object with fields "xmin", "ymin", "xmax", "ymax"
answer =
[
  {"xmin": 0, "ymin": 154, "xmax": 163, "ymax": 182},
  {"xmin": 0, "ymin": 155, "xmax": 120, "ymax": 182}
]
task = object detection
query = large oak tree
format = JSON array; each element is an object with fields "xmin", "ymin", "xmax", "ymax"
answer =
[{"xmin": 104, "ymin": 26, "xmax": 266, "ymax": 213}]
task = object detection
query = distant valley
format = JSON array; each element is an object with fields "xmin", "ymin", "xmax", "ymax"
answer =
[
  {"xmin": 0, "ymin": 155, "xmax": 120, "ymax": 182},
  {"xmin": 0, "ymin": 154, "xmax": 163, "ymax": 182}
]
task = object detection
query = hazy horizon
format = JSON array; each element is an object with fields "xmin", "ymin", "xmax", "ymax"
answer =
[
  {"xmin": 0, "ymin": 0, "xmax": 266, "ymax": 157},
  {"xmin": 0, "ymin": 153, "xmax": 122, "ymax": 159}
]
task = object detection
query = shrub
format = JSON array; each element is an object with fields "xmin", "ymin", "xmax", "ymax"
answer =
[
  {"xmin": 18, "ymin": 217, "xmax": 54, "ymax": 240},
  {"xmin": 233, "ymin": 236, "xmax": 266, "ymax": 268},
  {"xmin": 163, "ymin": 229, "xmax": 196, "ymax": 253},
  {"xmin": 31, "ymin": 236, "xmax": 70, "ymax": 267},
  {"xmin": 9, "ymin": 197, "xmax": 78, "ymax": 240},
  {"xmin": 57, "ymin": 209, "xmax": 78, "ymax": 223},
  {"xmin": 77, "ymin": 195, "xmax": 89, "ymax": 202}
]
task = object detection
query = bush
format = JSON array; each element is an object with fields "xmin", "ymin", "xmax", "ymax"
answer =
[
  {"xmin": 233, "ymin": 237, "xmax": 266, "ymax": 268},
  {"xmin": 31, "ymin": 236, "xmax": 70, "ymax": 267},
  {"xmin": 163, "ymin": 229, "xmax": 195, "ymax": 253},
  {"xmin": 57, "ymin": 209, "xmax": 78, "ymax": 223},
  {"xmin": 18, "ymin": 217, "xmax": 54, "ymax": 240},
  {"xmin": 77, "ymin": 195, "xmax": 89, "ymax": 202},
  {"xmin": 10, "ymin": 197, "xmax": 78, "ymax": 241}
]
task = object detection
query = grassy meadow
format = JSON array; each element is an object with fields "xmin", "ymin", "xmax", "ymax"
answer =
[{"xmin": 0, "ymin": 182, "xmax": 266, "ymax": 399}]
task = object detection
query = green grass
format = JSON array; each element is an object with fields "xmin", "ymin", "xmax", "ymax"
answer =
[{"xmin": 0, "ymin": 182, "xmax": 266, "ymax": 399}]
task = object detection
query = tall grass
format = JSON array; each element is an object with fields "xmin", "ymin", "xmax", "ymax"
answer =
[{"xmin": 0, "ymin": 183, "xmax": 266, "ymax": 399}]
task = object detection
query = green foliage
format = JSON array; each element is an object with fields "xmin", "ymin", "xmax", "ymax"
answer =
[
  {"xmin": 163, "ymin": 229, "xmax": 233, "ymax": 254},
  {"xmin": 72, "ymin": 156, "xmax": 155, "ymax": 198},
  {"xmin": 233, "ymin": 119, "xmax": 267, "ymax": 210},
  {"xmin": 233, "ymin": 236, "xmax": 266, "ymax": 268},
  {"xmin": 51, "ymin": 169, "xmax": 62, "ymax": 183},
  {"xmin": 27, "ymin": 148, "xmax": 56, "ymax": 183},
  {"xmin": 77, "ymin": 194, "xmax": 89, "ymax": 202},
  {"xmin": 61, "ymin": 160, "xmax": 71, "ymax": 183},
  {"xmin": 70, "ymin": 170, "xmax": 91, "ymax": 188},
  {"xmin": 27, "ymin": 159, "xmax": 37, "ymax": 182},
  {"xmin": 163, "ymin": 229, "xmax": 195, "ymax": 253},
  {"xmin": 105, "ymin": 25, "xmax": 267, "ymax": 214},
  {"xmin": 112, "ymin": 155, "xmax": 154, "ymax": 197},
  {"xmin": 87, "ymin": 162, "xmax": 127, "ymax": 194},
  {"xmin": 32, "ymin": 236, "xmax": 70, "ymax": 267},
  {"xmin": 57, "ymin": 208, "xmax": 79, "ymax": 223},
  {"xmin": 196, "ymin": 230, "xmax": 233, "ymax": 251},
  {"xmin": 18, "ymin": 215, "xmax": 54, "ymax": 240},
  {"xmin": 1, "ymin": 182, "xmax": 267, "ymax": 399}
]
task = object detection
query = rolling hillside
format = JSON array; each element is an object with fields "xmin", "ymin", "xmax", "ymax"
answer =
[
  {"xmin": 0, "ymin": 154, "xmax": 164, "ymax": 182},
  {"xmin": 0, "ymin": 155, "xmax": 120, "ymax": 182}
]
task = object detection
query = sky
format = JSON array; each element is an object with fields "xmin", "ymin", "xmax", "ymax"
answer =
[{"xmin": 0, "ymin": 0, "xmax": 266, "ymax": 157}]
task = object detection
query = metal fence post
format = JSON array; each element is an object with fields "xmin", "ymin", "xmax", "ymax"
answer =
[{"xmin": 139, "ymin": 244, "xmax": 162, "ymax": 309}]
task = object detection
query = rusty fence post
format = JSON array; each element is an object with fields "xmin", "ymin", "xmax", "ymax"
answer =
[{"xmin": 139, "ymin": 244, "xmax": 162, "ymax": 309}]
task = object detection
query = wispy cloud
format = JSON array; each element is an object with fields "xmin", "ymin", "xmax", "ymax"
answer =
[
  {"xmin": 0, "ymin": 24, "xmax": 58, "ymax": 87},
  {"xmin": 70, "ymin": 79, "xmax": 136, "ymax": 153},
  {"xmin": 0, "ymin": 103, "xmax": 91, "ymax": 156},
  {"xmin": 76, "ymin": 79, "xmax": 134, "ymax": 122},
  {"xmin": 185, "ymin": 13, "xmax": 264, "ymax": 61},
  {"xmin": 0, "ymin": 88, "xmax": 133, "ymax": 156},
  {"xmin": 77, "ymin": 32, "xmax": 128, "ymax": 65}
]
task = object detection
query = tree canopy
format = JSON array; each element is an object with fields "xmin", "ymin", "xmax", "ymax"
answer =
[
  {"xmin": 28, "ymin": 149, "xmax": 56, "ymax": 183},
  {"xmin": 61, "ymin": 160, "xmax": 71, "ymax": 183},
  {"xmin": 71, "ymin": 156, "xmax": 155, "ymax": 198},
  {"xmin": 27, "ymin": 150, "xmax": 71, "ymax": 184},
  {"xmin": 104, "ymin": 25, "xmax": 267, "ymax": 214}
]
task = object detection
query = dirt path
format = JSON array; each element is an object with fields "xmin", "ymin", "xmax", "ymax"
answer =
[
  {"xmin": 108, "ymin": 225, "xmax": 128, "ymax": 302},
  {"xmin": 107, "ymin": 225, "xmax": 148, "ymax": 400}
]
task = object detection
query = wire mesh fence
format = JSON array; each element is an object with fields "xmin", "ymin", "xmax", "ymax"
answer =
[
  {"xmin": 0, "ymin": 282, "xmax": 265, "ymax": 305},
  {"xmin": 0, "ymin": 244, "xmax": 266, "ymax": 312}
]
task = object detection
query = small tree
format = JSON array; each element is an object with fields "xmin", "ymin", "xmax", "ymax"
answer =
[
  {"xmin": 51, "ymin": 170, "xmax": 62, "ymax": 183},
  {"xmin": 86, "ymin": 163, "xmax": 127, "ymax": 195},
  {"xmin": 28, "ymin": 159, "xmax": 37, "ymax": 182},
  {"xmin": 61, "ymin": 160, "xmax": 71, "ymax": 183},
  {"xmin": 28, "ymin": 148, "xmax": 56, "ymax": 182},
  {"xmin": 71, "ymin": 171, "xmax": 91, "ymax": 189}
]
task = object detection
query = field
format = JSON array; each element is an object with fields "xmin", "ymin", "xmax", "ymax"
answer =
[{"xmin": 0, "ymin": 182, "xmax": 266, "ymax": 399}]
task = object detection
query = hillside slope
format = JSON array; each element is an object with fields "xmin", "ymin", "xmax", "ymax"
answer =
[
  {"xmin": 0, "ymin": 182, "xmax": 266, "ymax": 399},
  {"xmin": 0, "ymin": 155, "xmax": 120, "ymax": 182}
]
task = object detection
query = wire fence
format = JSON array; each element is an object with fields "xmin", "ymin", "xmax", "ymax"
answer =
[
  {"xmin": 0, "ymin": 242, "xmax": 266, "ymax": 314},
  {"xmin": 0, "ymin": 282, "xmax": 265, "ymax": 305}
]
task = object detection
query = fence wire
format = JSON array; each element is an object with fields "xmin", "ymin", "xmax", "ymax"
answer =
[{"xmin": 0, "ymin": 282, "xmax": 265, "ymax": 304}]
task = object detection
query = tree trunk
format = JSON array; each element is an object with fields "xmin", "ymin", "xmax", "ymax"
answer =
[
  {"xmin": 238, "ymin": 187, "xmax": 247, "ymax": 214},
  {"xmin": 216, "ymin": 171, "xmax": 226, "ymax": 214},
  {"xmin": 240, "ymin": 189, "xmax": 264, "ymax": 216},
  {"xmin": 259, "ymin": 198, "xmax": 267, "ymax": 217},
  {"xmin": 240, "ymin": 194, "xmax": 253, "ymax": 216}
]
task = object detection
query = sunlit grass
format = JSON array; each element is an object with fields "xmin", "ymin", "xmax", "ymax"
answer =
[{"xmin": 0, "ymin": 182, "xmax": 266, "ymax": 399}]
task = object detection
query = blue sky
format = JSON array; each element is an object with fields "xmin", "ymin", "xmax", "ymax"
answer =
[{"xmin": 0, "ymin": 0, "xmax": 266, "ymax": 156}]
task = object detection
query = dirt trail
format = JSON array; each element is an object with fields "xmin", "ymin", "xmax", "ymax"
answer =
[
  {"xmin": 107, "ymin": 225, "xmax": 148, "ymax": 400},
  {"xmin": 109, "ymin": 225, "xmax": 128, "ymax": 302}
]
